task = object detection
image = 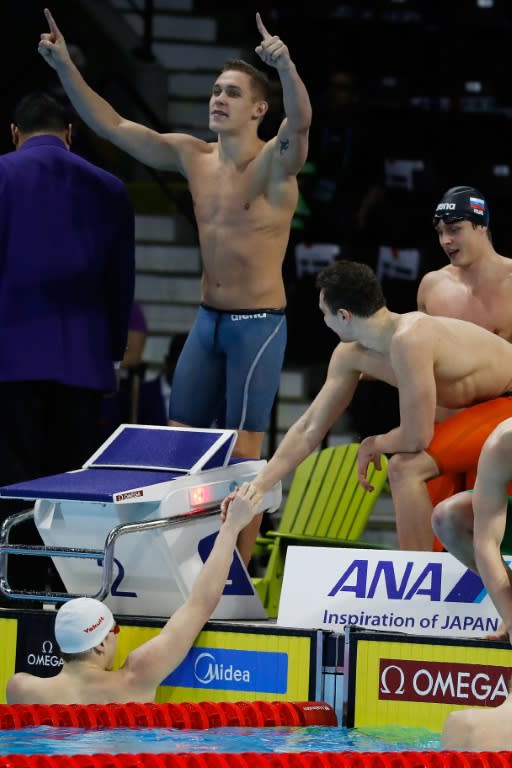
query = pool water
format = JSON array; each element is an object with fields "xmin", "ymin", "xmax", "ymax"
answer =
[{"xmin": 0, "ymin": 725, "xmax": 441, "ymax": 755}]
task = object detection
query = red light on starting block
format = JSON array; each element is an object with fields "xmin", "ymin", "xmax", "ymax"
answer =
[{"xmin": 189, "ymin": 485, "xmax": 213, "ymax": 507}]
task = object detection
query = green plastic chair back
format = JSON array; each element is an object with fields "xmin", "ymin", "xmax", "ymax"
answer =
[{"xmin": 252, "ymin": 443, "xmax": 389, "ymax": 618}]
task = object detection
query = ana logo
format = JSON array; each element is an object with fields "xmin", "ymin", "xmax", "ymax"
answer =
[{"xmin": 327, "ymin": 559, "xmax": 488, "ymax": 604}]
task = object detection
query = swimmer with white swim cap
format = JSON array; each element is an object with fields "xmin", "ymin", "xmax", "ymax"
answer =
[{"xmin": 5, "ymin": 483, "xmax": 262, "ymax": 704}]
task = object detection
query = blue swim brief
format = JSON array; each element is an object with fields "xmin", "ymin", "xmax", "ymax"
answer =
[{"xmin": 168, "ymin": 303, "xmax": 287, "ymax": 432}]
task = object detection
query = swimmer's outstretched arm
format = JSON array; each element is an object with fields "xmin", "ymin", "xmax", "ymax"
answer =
[
  {"xmin": 38, "ymin": 8, "xmax": 199, "ymax": 172},
  {"xmin": 121, "ymin": 483, "xmax": 263, "ymax": 689}
]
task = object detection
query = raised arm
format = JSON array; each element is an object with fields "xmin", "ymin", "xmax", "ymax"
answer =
[
  {"xmin": 121, "ymin": 483, "xmax": 263, "ymax": 690},
  {"xmin": 255, "ymin": 12, "xmax": 311, "ymax": 175},
  {"xmin": 38, "ymin": 8, "xmax": 199, "ymax": 172}
]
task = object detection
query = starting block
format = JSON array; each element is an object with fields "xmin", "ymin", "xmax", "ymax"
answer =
[{"xmin": 0, "ymin": 425, "xmax": 281, "ymax": 620}]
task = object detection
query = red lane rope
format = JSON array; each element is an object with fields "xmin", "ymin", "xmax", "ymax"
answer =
[
  {"xmin": 0, "ymin": 701, "xmax": 337, "ymax": 730},
  {"xmin": 1, "ymin": 751, "xmax": 512, "ymax": 767}
]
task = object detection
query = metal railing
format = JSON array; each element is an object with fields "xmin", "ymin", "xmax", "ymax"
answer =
[{"xmin": 0, "ymin": 504, "xmax": 220, "ymax": 604}]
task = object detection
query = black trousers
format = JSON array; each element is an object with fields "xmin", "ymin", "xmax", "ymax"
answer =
[{"xmin": 0, "ymin": 381, "xmax": 103, "ymax": 599}]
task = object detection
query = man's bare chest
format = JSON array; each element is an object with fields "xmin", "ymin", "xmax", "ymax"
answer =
[
  {"xmin": 427, "ymin": 286, "xmax": 512, "ymax": 337},
  {"xmin": 192, "ymin": 171, "xmax": 270, "ymax": 225}
]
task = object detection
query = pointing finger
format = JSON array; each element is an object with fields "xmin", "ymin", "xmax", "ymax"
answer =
[
  {"xmin": 44, "ymin": 8, "xmax": 61, "ymax": 37},
  {"xmin": 256, "ymin": 12, "xmax": 271, "ymax": 40}
]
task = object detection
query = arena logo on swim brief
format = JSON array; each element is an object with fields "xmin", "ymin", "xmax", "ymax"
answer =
[
  {"xmin": 230, "ymin": 313, "xmax": 267, "ymax": 320},
  {"xmin": 277, "ymin": 547, "xmax": 503, "ymax": 638}
]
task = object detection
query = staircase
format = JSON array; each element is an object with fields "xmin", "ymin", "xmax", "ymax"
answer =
[{"xmin": 111, "ymin": 0, "xmax": 247, "ymax": 139}]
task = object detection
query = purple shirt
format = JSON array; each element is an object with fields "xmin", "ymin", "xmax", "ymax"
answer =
[{"xmin": 0, "ymin": 135, "xmax": 135, "ymax": 391}]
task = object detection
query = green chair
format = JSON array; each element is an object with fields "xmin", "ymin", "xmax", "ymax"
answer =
[{"xmin": 252, "ymin": 443, "xmax": 389, "ymax": 618}]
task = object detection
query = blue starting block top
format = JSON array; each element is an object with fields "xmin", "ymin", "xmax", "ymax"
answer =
[
  {"xmin": 86, "ymin": 425, "xmax": 237, "ymax": 472},
  {"xmin": 0, "ymin": 426, "xmax": 238, "ymax": 503},
  {"xmin": 0, "ymin": 468, "xmax": 180, "ymax": 503}
]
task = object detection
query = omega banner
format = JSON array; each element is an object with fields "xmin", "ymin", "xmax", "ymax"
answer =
[
  {"xmin": 344, "ymin": 627, "xmax": 512, "ymax": 730},
  {"xmin": 277, "ymin": 547, "xmax": 503, "ymax": 638}
]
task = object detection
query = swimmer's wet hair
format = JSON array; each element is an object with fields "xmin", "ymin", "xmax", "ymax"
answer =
[
  {"xmin": 221, "ymin": 59, "xmax": 271, "ymax": 102},
  {"xmin": 316, "ymin": 260, "xmax": 386, "ymax": 317}
]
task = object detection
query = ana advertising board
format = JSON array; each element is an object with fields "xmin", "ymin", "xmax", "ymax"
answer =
[{"xmin": 278, "ymin": 547, "xmax": 502, "ymax": 638}]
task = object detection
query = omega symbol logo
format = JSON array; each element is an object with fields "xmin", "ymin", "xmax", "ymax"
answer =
[{"xmin": 380, "ymin": 664, "xmax": 405, "ymax": 695}]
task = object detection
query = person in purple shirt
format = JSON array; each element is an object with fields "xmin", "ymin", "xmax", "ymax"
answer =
[{"xmin": 0, "ymin": 91, "xmax": 135, "ymax": 605}]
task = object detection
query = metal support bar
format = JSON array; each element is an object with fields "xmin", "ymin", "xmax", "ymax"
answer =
[{"xmin": 0, "ymin": 505, "xmax": 220, "ymax": 605}]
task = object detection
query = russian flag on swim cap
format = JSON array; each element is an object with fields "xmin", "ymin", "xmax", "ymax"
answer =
[{"xmin": 469, "ymin": 196, "xmax": 486, "ymax": 216}]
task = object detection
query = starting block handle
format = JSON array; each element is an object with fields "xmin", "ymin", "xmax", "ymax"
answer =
[{"xmin": 0, "ymin": 505, "xmax": 221, "ymax": 605}]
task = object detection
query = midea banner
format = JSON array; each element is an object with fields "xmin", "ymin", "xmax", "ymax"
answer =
[{"xmin": 277, "ymin": 547, "xmax": 504, "ymax": 638}]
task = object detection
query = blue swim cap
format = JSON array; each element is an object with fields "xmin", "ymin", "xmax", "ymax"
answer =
[{"xmin": 433, "ymin": 186, "xmax": 489, "ymax": 227}]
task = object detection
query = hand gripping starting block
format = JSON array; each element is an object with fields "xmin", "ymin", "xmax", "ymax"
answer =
[{"xmin": 0, "ymin": 425, "xmax": 281, "ymax": 620}]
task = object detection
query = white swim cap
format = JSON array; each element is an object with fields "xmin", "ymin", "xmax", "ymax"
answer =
[{"xmin": 54, "ymin": 597, "xmax": 115, "ymax": 653}]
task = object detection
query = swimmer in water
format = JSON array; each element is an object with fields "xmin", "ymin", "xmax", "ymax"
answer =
[{"xmin": 5, "ymin": 483, "xmax": 262, "ymax": 704}]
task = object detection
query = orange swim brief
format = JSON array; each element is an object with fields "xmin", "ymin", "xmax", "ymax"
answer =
[
  {"xmin": 426, "ymin": 397, "xmax": 512, "ymax": 552},
  {"xmin": 427, "ymin": 395, "xmax": 512, "ymax": 475}
]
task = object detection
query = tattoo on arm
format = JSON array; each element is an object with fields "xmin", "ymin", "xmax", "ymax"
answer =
[{"xmin": 279, "ymin": 139, "xmax": 289, "ymax": 155}]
